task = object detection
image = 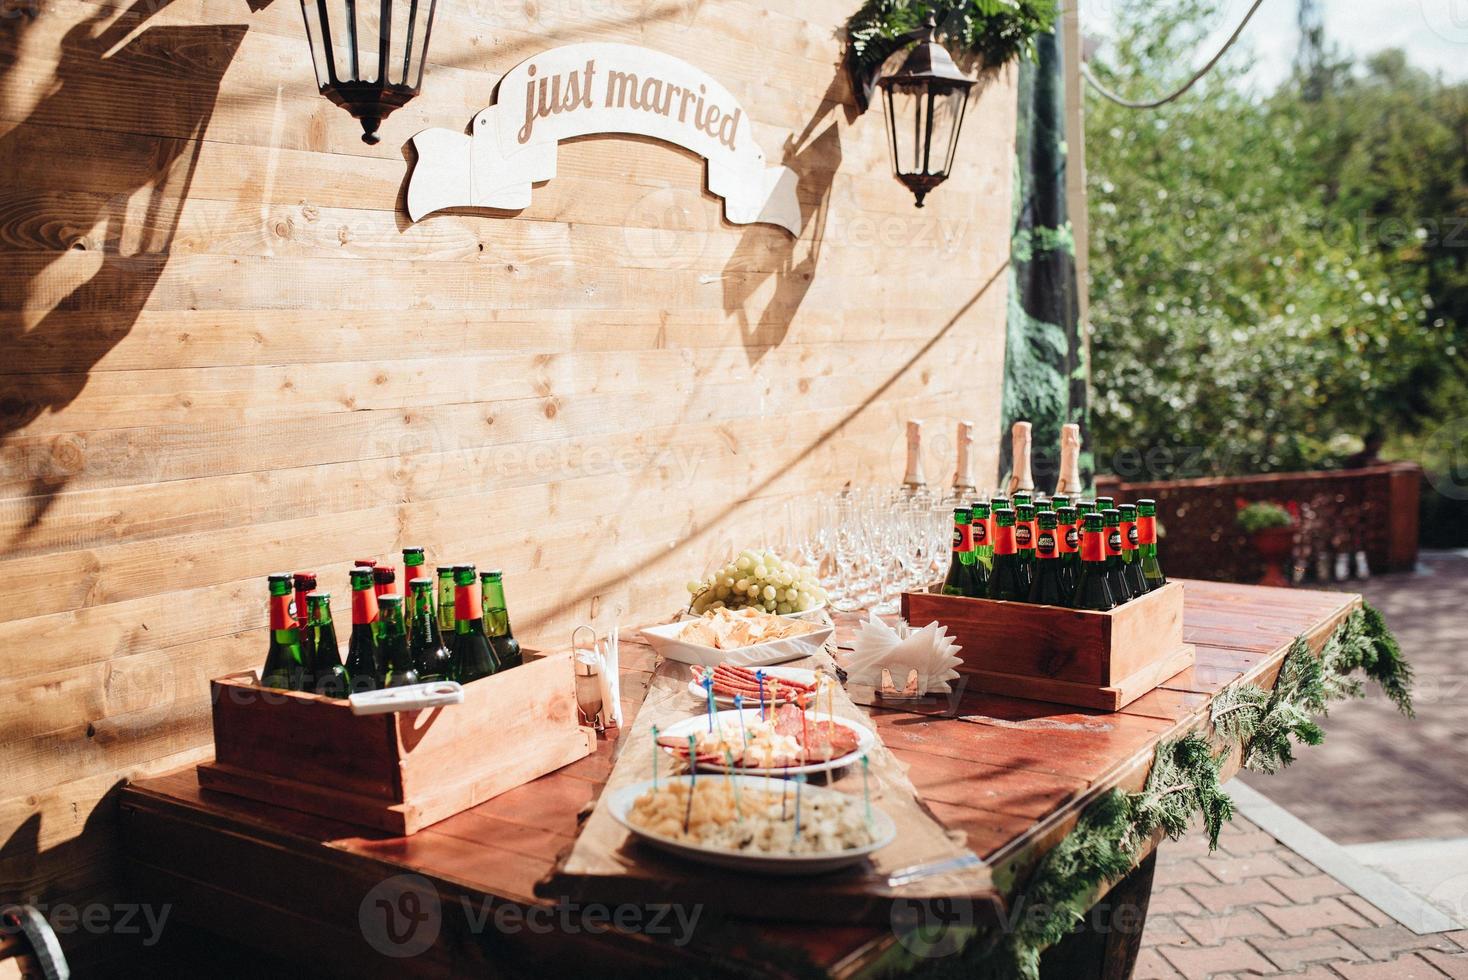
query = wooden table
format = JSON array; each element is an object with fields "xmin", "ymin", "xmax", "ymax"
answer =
[{"xmin": 119, "ymin": 580, "xmax": 1359, "ymax": 978}]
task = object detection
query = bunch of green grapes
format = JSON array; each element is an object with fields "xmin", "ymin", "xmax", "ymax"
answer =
[{"xmin": 686, "ymin": 549, "xmax": 828, "ymax": 615}]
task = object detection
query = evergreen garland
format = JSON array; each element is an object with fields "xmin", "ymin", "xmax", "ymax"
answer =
[
  {"xmin": 953, "ymin": 601, "xmax": 1412, "ymax": 980},
  {"xmin": 845, "ymin": 0, "xmax": 1058, "ymax": 89}
]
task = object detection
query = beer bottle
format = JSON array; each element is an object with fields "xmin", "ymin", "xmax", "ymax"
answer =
[
  {"xmin": 968, "ymin": 502, "xmax": 994, "ymax": 587},
  {"xmin": 354, "ymin": 558, "xmax": 377, "ymax": 571},
  {"xmin": 1093, "ymin": 495, "xmax": 1115, "ymax": 513},
  {"xmin": 306, "ymin": 591, "xmax": 349, "ymax": 698},
  {"xmin": 941, "ymin": 507, "xmax": 975, "ymax": 597},
  {"xmin": 1101, "ymin": 508, "xmax": 1135, "ymax": 603},
  {"xmin": 409, "ymin": 577, "xmax": 455, "ymax": 681},
  {"xmin": 1117, "ymin": 503, "xmax": 1149, "ymax": 597},
  {"xmin": 1051, "ymin": 493, "xmax": 1072, "ymax": 512},
  {"xmin": 436, "ymin": 565, "xmax": 457, "ymax": 635},
  {"xmin": 452, "ymin": 565, "xmax": 502, "ymax": 682},
  {"xmin": 345, "ymin": 567, "xmax": 382, "ymax": 693},
  {"xmin": 292, "ymin": 571, "xmax": 318, "ymax": 687},
  {"xmin": 402, "ymin": 547, "xmax": 426, "ymax": 613},
  {"xmin": 990, "ymin": 494, "xmax": 1011, "ymax": 518},
  {"xmin": 377, "ymin": 595, "xmax": 420, "ymax": 688},
  {"xmin": 1075, "ymin": 498, "xmax": 1097, "ymax": 536},
  {"xmin": 480, "ymin": 570, "xmax": 522, "ymax": 669},
  {"xmin": 261, "ymin": 573, "xmax": 306, "ymax": 690},
  {"xmin": 1014, "ymin": 502, "xmax": 1037, "ymax": 594},
  {"xmin": 1073, "ymin": 513, "xmax": 1117, "ymax": 610},
  {"xmin": 1029, "ymin": 511, "xmax": 1071, "ymax": 606},
  {"xmin": 372, "ymin": 565, "xmax": 395, "ymax": 599},
  {"xmin": 986, "ymin": 508, "xmax": 1029, "ymax": 601},
  {"xmin": 1137, "ymin": 498, "xmax": 1167, "ymax": 590},
  {"xmin": 1055, "ymin": 505, "xmax": 1080, "ymax": 596}
]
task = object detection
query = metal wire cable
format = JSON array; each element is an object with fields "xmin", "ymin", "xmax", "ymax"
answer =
[{"xmin": 1081, "ymin": 0, "xmax": 1268, "ymax": 108}]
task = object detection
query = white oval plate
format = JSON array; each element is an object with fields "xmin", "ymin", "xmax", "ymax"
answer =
[
  {"xmin": 685, "ymin": 664, "xmax": 819, "ymax": 709},
  {"xmin": 659, "ymin": 708, "xmax": 875, "ymax": 777},
  {"xmin": 641, "ymin": 619, "xmax": 833, "ymax": 669},
  {"xmin": 608, "ymin": 774, "xmax": 896, "ymax": 876}
]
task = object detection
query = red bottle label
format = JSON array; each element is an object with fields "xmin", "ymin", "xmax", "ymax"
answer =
[
  {"xmin": 1107, "ymin": 529, "xmax": 1122, "ymax": 556},
  {"xmin": 1036, "ymin": 531, "xmax": 1056, "ymax": 558},
  {"xmin": 1015, "ymin": 524, "xmax": 1033, "ymax": 549},
  {"xmin": 993, "ymin": 523, "xmax": 1016, "ymax": 555},
  {"xmin": 1138, "ymin": 515, "xmax": 1157, "ymax": 545},
  {"xmin": 1060, "ymin": 526, "xmax": 1079, "ymax": 554},
  {"xmin": 351, "ymin": 587, "xmax": 379, "ymax": 625},
  {"xmin": 1120, "ymin": 521, "xmax": 1137, "ymax": 552},
  {"xmin": 971, "ymin": 521, "xmax": 988, "ymax": 546},
  {"xmin": 1081, "ymin": 529, "xmax": 1105, "ymax": 562},
  {"xmin": 293, "ymin": 590, "xmax": 310, "ymax": 625},
  {"xmin": 455, "ymin": 583, "xmax": 482, "ymax": 622},
  {"xmin": 269, "ymin": 593, "xmax": 294, "ymax": 630}
]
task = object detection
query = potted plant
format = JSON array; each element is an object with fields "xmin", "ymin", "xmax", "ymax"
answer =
[{"xmin": 1236, "ymin": 500, "xmax": 1297, "ymax": 588}]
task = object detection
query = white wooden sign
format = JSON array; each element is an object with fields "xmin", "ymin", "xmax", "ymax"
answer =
[{"xmin": 406, "ymin": 42, "xmax": 801, "ymax": 235}]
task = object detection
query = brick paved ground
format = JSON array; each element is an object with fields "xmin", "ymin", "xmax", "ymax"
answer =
[
  {"xmin": 1140, "ymin": 815, "xmax": 1468, "ymax": 979},
  {"xmin": 1239, "ymin": 553, "xmax": 1468, "ymax": 843}
]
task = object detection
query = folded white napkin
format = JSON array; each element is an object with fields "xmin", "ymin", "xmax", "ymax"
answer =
[{"xmin": 844, "ymin": 612, "xmax": 962, "ymax": 696}]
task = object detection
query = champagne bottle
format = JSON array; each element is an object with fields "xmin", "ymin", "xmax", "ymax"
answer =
[
  {"xmin": 1073, "ymin": 514, "xmax": 1117, "ymax": 611},
  {"xmin": 1006, "ymin": 421, "xmax": 1034, "ymax": 497},
  {"xmin": 306, "ymin": 591, "xmax": 349, "ymax": 698},
  {"xmin": 261, "ymin": 573, "xmax": 306, "ymax": 690},
  {"xmin": 1117, "ymin": 503, "xmax": 1149, "ymax": 597},
  {"xmin": 345, "ymin": 567, "xmax": 381, "ymax": 693},
  {"xmin": 451, "ymin": 565, "xmax": 502, "ymax": 682},
  {"xmin": 986, "ymin": 508, "xmax": 1029, "ymax": 602},
  {"xmin": 409, "ymin": 577, "xmax": 455, "ymax": 682},
  {"xmin": 952, "ymin": 420, "xmax": 976, "ymax": 497},
  {"xmin": 480, "ymin": 570, "xmax": 522, "ymax": 669},
  {"xmin": 1028, "ymin": 510, "xmax": 1072, "ymax": 606},
  {"xmin": 1055, "ymin": 423, "xmax": 1084, "ymax": 497},
  {"xmin": 1100, "ymin": 508, "xmax": 1135, "ymax": 603},
  {"xmin": 377, "ymin": 595, "xmax": 420, "ymax": 688},
  {"xmin": 1137, "ymin": 498, "xmax": 1167, "ymax": 590},
  {"xmin": 941, "ymin": 507, "xmax": 975, "ymax": 596},
  {"xmin": 901, "ymin": 419, "xmax": 927, "ymax": 493}
]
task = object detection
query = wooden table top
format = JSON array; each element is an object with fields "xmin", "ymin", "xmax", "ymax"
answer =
[{"xmin": 120, "ymin": 580, "xmax": 1360, "ymax": 977}]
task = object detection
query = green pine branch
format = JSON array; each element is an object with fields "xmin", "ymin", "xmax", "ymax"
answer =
[{"xmin": 845, "ymin": 0, "xmax": 1058, "ymax": 85}]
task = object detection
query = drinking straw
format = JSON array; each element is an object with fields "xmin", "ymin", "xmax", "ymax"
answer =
[
  {"xmin": 652, "ymin": 724, "xmax": 660, "ymax": 790},
  {"xmin": 683, "ymin": 734, "xmax": 698, "ymax": 833},
  {"xmin": 755, "ymin": 670, "xmax": 767, "ymax": 720},
  {"xmin": 723, "ymin": 749, "xmax": 743, "ymax": 822},
  {"xmin": 733, "ymin": 694, "xmax": 747, "ymax": 749},
  {"xmin": 797, "ymin": 691, "xmax": 810, "ymax": 760},
  {"xmin": 861, "ymin": 754, "xmax": 872, "ymax": 827},
  {"xmin": 702, "ymin": 674, "xmax": 715, "ymax": 732},
  {"xmin": 781, "ymin": 766, "xmax": 789, "ymax": 819}
]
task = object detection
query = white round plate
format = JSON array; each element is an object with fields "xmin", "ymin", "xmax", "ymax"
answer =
[
  {"xmin": 685, "ymin": 665, "xmax": 819, "ymax": 709},
  {"xmin": 607, "ymin": 774, "xmax": 896, "ymax": 876},
  {"xmin": 658, "ymin": 708, "xmax": 875, "ymax": 777}
]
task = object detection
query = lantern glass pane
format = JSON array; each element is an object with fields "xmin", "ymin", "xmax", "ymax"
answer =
[
  {"xmin": 883, "ymin": 81, "xmax": 927, "ymax": 178},
  {"xmin": 356, "ymin": 0, "xmax": 382, "ymax": 84},
  {"xmin": 322, "ymin": 0, "xmax": 358, "ymax": 83},
  {"xmin": 299, "ymin": 0, "xmax": 331, "ymax": 88},
  {"xmin": 406, "ymin": 0, "xmax": 435, "ymax": 90},
  {"xmin": 386, "ymin": 0, "xmax": 431, "ymax": 87},
  {"xmin": 927, "ymin": 88, "xmax": 965, "ymax": 176}
]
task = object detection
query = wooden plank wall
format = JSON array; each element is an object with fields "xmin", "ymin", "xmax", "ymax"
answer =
[{"xmin": 0, "ymin": 0, "xmax": 1015, "ymax": 960}]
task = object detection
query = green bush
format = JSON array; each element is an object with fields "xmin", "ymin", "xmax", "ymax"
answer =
[{"xmin": 1236, "ymin": 502, "xmax": 1295, "ymax": 534}]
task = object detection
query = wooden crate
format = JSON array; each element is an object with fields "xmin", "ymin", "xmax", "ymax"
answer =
[
  {"xmin": 901, "ymin": 581, "xmax": 1195, "ymax": 710},
  {"xmin": 198, "ymin": 651, "xmax": 595, "ymax": 834}
]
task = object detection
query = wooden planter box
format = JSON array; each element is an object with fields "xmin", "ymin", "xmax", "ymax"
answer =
[
  {"xmin": 198, "ymin": 650, "xmax": 595, "ymax": 834},
  {"xmin": 901, "ymin": 581, "xmax": 1194, "ymax": 711}
]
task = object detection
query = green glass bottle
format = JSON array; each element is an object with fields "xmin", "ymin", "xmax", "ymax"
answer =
[
  {"xmin": 345, "ymin": 567, "xmax": 381, "ymax": 693},
  {"xmin": 1137, "ymin": 498, "xmax": 1167, "ymax": 590},
  {"xmin": 408, "ymin": 577, "xmax": 455, "ymax": 682},
  {"xmin": 968, "ymin": 502, "xmax": 993, "ymax": 589},
  {"xmin": 261, "ymin": 573, "xmax": 306, "ymax": 690},
  {"xmin": 1051, "ymin": 493, "xmax": 1072, "ymax": 512},
  {"xmin": 1093, "ymin": 495, "xmax": 1115, "ymax": 513},
  {"xmin": 292, "ymin": 571, "xmax": 317, "ymax": 688},
  {"xmin": 941, "ymin": 507, "xmax": 976, "ymax": 597},
  {"xmin": 1013, "ymin": 502, "xmax": 1037, "ymax": 596},
  {"xmin": 1055, "ymin": 505, "xmax": 1080, "ymax": 597},
  {"xmin": 1117, "ymin": 503, "xmax": 1149, "ymax": 597},
  {"xmin": 306, "ymin": 591, "xmax": 349, "ymax": 698},
  {"xmin": 402, "ymin": 547, "xmax": 427, "ymax": 614},
  {"xmin": 480, "ymin": 570, "xmax": 522, "ymax": 669},
  {"xmin": 436, "ymin": 566, "xmax": 457, "ymax": 636},
  {"xmin": 1012, "ymin": 491, "xmax": 1033, "ymax": 511},
  {"xmin": 986, "ymin": 508, "xmax": 1029, "ymax": 602},
  {"xmin": 377, "ymin": 595, "xmax": 420, "ymax": 688},
  {"xmin": 1100, "ymin": 508, "xmax": 1135, "ymax": 603},
  {"xmin": 1028, "ymin": 511, "xmax": 1072, "ymax": 606},
  {"xmin": 1073, "ymin": 513, "xmax": 1118, "ymax": 611},
  {"xmin": 452, "ymin": 565, "xmax": 502, "ymax": 682}
]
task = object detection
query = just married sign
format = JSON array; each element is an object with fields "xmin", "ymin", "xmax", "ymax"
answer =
[{"xmin": 406, "ymin": 43, "xmax": 802, "ymax": 235}]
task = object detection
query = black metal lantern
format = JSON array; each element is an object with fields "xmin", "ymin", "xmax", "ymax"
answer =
[
  {"xmin": 299, "ymin": 0, "xmax": 438, "ymax": 144},
  {"xmin": 875, "ymin": 17, "xmax": 977, "ymax": 207}
]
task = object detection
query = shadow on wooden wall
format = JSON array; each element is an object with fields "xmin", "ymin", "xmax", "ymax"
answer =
[{"xmin": 0, "ymin": 4, "xmax": 246, "ymax": 548}]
